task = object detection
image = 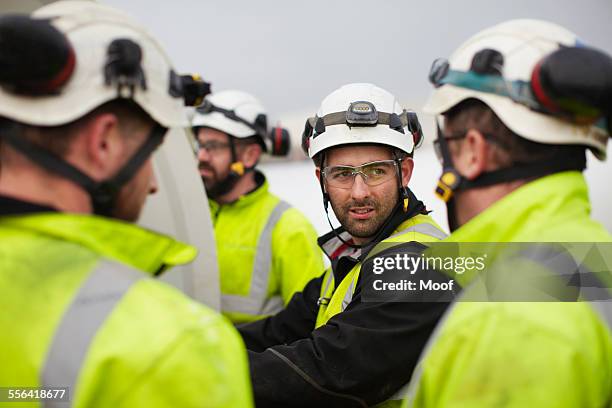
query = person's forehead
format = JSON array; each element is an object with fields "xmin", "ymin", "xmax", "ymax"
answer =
[
  {"xmin": 197, "ymin": 127, "xmax": 230, "ymax": 142},
  {"xmin": 325, "ymin": 144, "xmax": 393, "ymax": 166}
]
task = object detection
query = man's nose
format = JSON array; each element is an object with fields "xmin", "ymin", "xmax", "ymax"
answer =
[
  {"xmin": 197, "ymin": 146, "xmax": 211, "ymax": 162},
  {"xmin": 350, "ymin": 173, "xmax": 370, "ymax": 201},
  {"xmin": 149, "ymin": 169, "xmax": 159, "ymax": 195}
]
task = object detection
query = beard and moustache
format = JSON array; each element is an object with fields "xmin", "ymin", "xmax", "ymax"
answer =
[
  {"xmin": 198, "ymin": 162, "xmax": 241, "ymax": 200},
  {"xmin": 331, "ymin": 193, "xmax": 397, "ymax": 239}
]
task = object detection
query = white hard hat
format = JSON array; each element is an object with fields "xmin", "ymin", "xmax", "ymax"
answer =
[
  {"xmin": 0, "ymin": 0, "xmax": 206, "ymax": 128},
  {"xmin": 192, "ymin": 90, "xmax": 267, "ymax": 139},
  {"xmin": 302, "ymin": 83, "xmax": 423, "ymax": 158},
  {"xmin": 424, "ymin": 19, "xmax": 609, "ymax": 160}
]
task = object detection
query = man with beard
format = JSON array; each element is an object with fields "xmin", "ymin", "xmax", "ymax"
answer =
[
  {"xmin": 0, "ymin": 2, "xmax": 252, "ymax": 406},
  {"xmin": 192, "ymin": 90, "xmax": 323, "ymax": 323},
  {"xmin": 238, "ymin": 83, "xmax": 451, "ymax": 407}
]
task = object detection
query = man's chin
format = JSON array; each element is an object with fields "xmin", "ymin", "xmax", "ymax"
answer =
[
  {"xmin": 201, "ymin": 177, "xmax": 217, "ymax": 191},
  {"xmin": 343, "ymin": 220, "xmax": 380, "ymax": 240}
]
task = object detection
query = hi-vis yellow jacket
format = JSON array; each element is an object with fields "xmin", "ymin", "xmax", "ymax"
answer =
[
  {"xmin": 316, "ymin": 213, "xmax": 447, "ymax": 329},
  {"xmin": 403, "ymin": 172, "xmax": 612, "ymax": 408},
  {"xmin": 210, "ymin": 173, "xmax": 323, "ymax": 324},
  {"xmin": 0, "ymin": 211, "xmax": 253, "ymax": 408}
]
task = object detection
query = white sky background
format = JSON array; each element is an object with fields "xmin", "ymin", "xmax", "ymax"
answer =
[
  {"xmin": 105, "ymin": 0, "xmax": 612, "ymax": 234},
  {"xmin": 104, "ymin": 0, "xmax": 612, "ymax": 116}
]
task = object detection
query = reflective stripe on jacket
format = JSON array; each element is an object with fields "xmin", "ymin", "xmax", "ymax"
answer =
[
  {"xmin": 210, "ymin": 173, "xmax": 323, "ymax": 324},
  {"xmin": 0, "ymin": 212, "xmax": 253, "ymax": 408}
]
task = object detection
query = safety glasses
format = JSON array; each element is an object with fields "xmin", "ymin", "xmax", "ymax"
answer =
[
  {"xmin": 198, "ymin": 140, "xmax": 232, "ymax": 152},
  {"xmin": 322, "ymin": 159, "xmax": 399, "ymax": 189}
]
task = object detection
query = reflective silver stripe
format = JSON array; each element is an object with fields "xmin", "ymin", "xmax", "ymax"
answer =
[
  {"xmin": 221, "ymin": 200, "xmax": 291, "ymax": 316},
  {"xmin": 388, "ymin": 222, "xmax": 448, "ymax": 241},
  {"xmin": 590, "ymin": 301, "xmax": 612, "ymax": 329},
  {"xmin": 322, "ymin": 270, "xmax": 334, "ymax": 296},
  {"xmin": 260, "ymin": 295, "xmax": 285, "ymax": 316},
  {"xmin": 341, "ymin": 274, "xmax": 358, "ymax": 312},
  {"xmin": 41, "ymin": 260, "xmax": 144, "ymax": 408}
]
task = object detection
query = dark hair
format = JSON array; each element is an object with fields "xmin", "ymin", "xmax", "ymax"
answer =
[
  {"xmin": 2, "ymin": 99, "xmax": 152, "ymax": 157},
  {"xmin": 444, "ymin": 98, "xmax": 586, "ymax": 167}
]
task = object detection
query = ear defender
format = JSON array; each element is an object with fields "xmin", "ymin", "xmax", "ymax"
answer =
[
  {"xmin": 406, "ymin": 110, "xmax": 424, "ymax": 149},
  {"xmin": 530, "ymin": 46, "xmax": 612, "ymax": 123},
  {"xmin": 301, "ymin": 120, "xmax": 313, "ymax": 156},
  {"xmin": 267, "ymin": 126, "xmax": 291, "ymax": 157},
  {"xmin": 0, "ymin": 15, "xmax": 76, "ymax": 95}
]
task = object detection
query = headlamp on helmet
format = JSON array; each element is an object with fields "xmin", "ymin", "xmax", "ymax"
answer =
[{"xmin": 301, "ymin": 102, "xmax": 423, "ymax": 157}]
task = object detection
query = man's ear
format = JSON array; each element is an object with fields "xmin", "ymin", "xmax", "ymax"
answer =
[
  {"xmin": 455, "ymin": 129, "xmax": 488, "ymax": 181},
  {"xmin": 80, "ymin": 113, "xmax": 124, "ymax": 180},
  {"xmin": 239, "ymin": 142, "xmax": 262, "ymax": 168},
  {"xmin": 315, "ymin": 167, "xmax": 322, "ymax": 183},
  {"xmin": 400, "ymin": 157, "xmax": 414, "ymax": 188}
]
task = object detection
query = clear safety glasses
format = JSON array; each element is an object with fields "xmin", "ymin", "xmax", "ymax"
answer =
[{"xmin": 322, "ymin": 159, "xmax": 399, "ymax": 189}]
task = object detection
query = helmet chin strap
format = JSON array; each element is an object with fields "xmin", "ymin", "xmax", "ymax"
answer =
[
  {"xmin": 434, "ymin": 122, "xmax": 586, "ymax": 232},
  {"xmin": 392, "ymin": 151, "xmax": 411, "ymax": 213},
  {"xmin": 0, "ymin": 121, "xmax": 166, "ymax": 216}
]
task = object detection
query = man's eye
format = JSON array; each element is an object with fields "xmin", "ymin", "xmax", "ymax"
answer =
[
  {"xmin": 332, "ymin": 170, "xmax": 353, "ymax": 179},
  {"xmin": 368, "ymin": 167, "xmax": 386, "ymax": 176}
]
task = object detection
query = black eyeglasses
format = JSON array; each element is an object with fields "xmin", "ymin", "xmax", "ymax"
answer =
[
  {"xmin": 433, "ymin": 129, "xmax": 509, "ymax": 163},
  {"xmin": 433, "ymin": 133, "xmax": 466, "ymax": 163}
]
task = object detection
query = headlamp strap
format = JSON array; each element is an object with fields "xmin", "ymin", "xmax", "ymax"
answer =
[
  {"xmin": 197, "ymin": 102, "xmax": 267, "ymax": 138},
  {"xmin": 308, "ymin": 111, "xmax": 411, "ymax": 133}
]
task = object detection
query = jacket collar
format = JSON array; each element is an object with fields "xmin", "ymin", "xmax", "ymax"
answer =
[
  {"xmin": 209, "ymin": 170, "xmax": 267, "ymax": 213},
  {"xmin": 447, "ymin": 171, "xmax": 595, "ymax": 243},
  {"xmin": 0, "ymin": 212, "xmax": 197, "ymax": 276},
  {"xmin": 0, "ymin": 194, "xmax": 58, "ymax": 216}
]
